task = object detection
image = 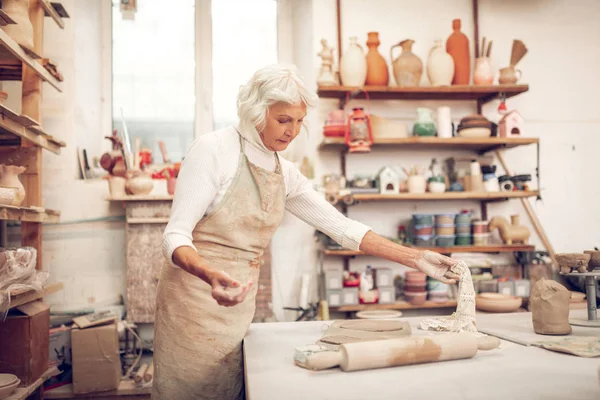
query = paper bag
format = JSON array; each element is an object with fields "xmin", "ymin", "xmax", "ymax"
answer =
[{"xmin": 530, "ymin": 278, "xmax": 571, "ymax": 335}]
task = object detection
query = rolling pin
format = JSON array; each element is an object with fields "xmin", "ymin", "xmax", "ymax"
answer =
[
  {"xmin": 144, "ymin": 360, "xmax": 154, "ymax": 382},
  {"xmin": 134, "ymin": 363, "xmax": 148, "ymax": 384},
  {"xmin": 305, "ymin": 333, "xmax": 500, "ymax": 372}
]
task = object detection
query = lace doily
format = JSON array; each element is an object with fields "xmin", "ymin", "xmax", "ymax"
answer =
[{"xmin": 419, "ymin": 260, "xmax": 477, "ymax": 333}]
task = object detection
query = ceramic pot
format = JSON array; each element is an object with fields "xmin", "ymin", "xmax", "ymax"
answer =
[
  {"xmin": 473, "ymin": 57, "xmax": 494, "ymax": 85},
  {"xmin": 126, "ymin": 174, "xmax": 154, "ymax": 195},
  {"xmin": 0, "ymin": 164, "xmax": 26, "ymax": 205},
  {"xmin": 390, "ymin": 39, "xmax": 423, "ymax": 87},
  {"xmin": 413, "ymin": 107, "xmax": 436, "ymax": 137},
  {"xmin": 365, "ymin": 32, "xmax": 389, "ymax": 86},
  {"xmin": 407, "ymin": 175, "xmax": 426, "ymax": 193},
  {"xmin": 446, "ymin": 19, "xmax": 470, "ymax": 84},
  {"xmin": 108, "ymin": 176, "xmax": 126, "ymax": 197},
  {"xmin": 427, "ymin": 40, "xmax": 454, "ymax": 86},
  {"xmin": 340, "ymin": 36, "xmax": 367, "ymax": 87},
  {"xmin": 1, "ymin": 0, "xmax": 34, "ymax": 51},
  {"xmin": 499, "ymin": 66, "xmax": 522, "ymax": 84},
  {"xmin": 476, "ymin": 293, "xmax": 522, "ymax": 313}
]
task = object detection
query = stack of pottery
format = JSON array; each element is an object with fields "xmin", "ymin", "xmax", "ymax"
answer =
[
  {"xmin": 472, "ymin": 220, "xmax": 490, "ymax": 245},
  {"xmin": 456, "ymin": 115, "xmax": 492, "ymax": 138},
  {"xmin": 455, "ymin": 211, "xmax": 473, "ymax": 245},
  {"xmin": 412, "ymin": 214, "xmax": 434, "ymax": 247},
  {"xmin": 435, "ymin": 213, "xmax": 456, "ymax": 247},
  {"xmin": 0, "ymin": 374, "xmax": 20, "ymax": 399},
  {"xmin": 427, "ymin": 278, "xmax": 449, "ymax": 303},
  {"xmin": 323, "ymin": 110, "xmax": 346, "ymax": 137},
  {"xmin": 404, "ymin": 271, "xmax": 427, "ymax": 305}
]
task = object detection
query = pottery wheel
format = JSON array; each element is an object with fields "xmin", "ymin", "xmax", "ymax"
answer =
[{"xmin": 339, "ymin": 320, "xmax": 407, "ymax": 332}]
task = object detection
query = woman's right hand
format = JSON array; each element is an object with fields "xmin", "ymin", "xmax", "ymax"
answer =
[{"xmin": 207, "ymin": 269, "xmax": 253, "ymax": 307}]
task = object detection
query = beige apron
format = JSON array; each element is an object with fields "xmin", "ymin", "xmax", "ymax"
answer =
[{"xmin": 152, "ymin": 134, "xmax": 285, "ymax": 400}]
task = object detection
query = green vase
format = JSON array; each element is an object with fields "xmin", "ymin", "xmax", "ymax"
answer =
[{"xmin": 413, "ymin": 107, "xmax": 436, "ymax": 136}]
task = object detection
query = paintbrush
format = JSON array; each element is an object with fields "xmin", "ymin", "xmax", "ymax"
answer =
[
  {"xmin": 486, "ymin": 40, "xmax": 493, "ymax": 58},
  {"xmin": 481, "ymin": 37, "xmax": 486, "ymax": 58},
  {"xmin": 510, "ymin": 39, "xmax": 528, "ymax": 66}
]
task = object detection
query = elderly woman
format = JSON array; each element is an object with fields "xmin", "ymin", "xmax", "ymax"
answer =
[{"xmin": 153, "ymin": 64, "xmax": 459, "ymax": 400}]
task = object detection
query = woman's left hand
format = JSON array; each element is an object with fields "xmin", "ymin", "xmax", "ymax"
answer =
[{"xmin": 413, "ymin": 250, "xmax": 460, "ymax": 284}]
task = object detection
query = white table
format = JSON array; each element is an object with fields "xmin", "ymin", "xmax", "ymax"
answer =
[{"xmin": 243, "ymin": 316, "xmax": 600, "ymax": 400}]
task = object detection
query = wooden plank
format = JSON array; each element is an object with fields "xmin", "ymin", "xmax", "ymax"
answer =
[
  {"xmin": 319, "ymin": 136, "xmax": 539, "ymax": 153},
  {"xmin": 0, "ymin": 205, "xmax": 60, "ymax": 223},
  {"xmin": 317, "ymin": 84, "xmax": 529, "ymax": 101},
  {"xmin": 0, "ymin": 28, "xmax": 62, "ymax": 91},
  {"xmin": 0, "ymin": 10, "xmax": 17, "ymax": 25},
  {"xmin": 5, "ymin": 367, "xmax": 58, "ymax": 400},
  {"xmin": 44, "ymin": 379, "xmax": 151, "ymax": 399},
  {"xmin": 350, "ymin": 191, "xmax": 539, "ymax": 202},
  {"xmin": 0, "ymin": 282, "xmax": 63, "ymax": 313},
  {"xmin": 330, "ymin": 300, "xmax": 458, "ymax": 312},
  {"xmin": 0, "ymin": 110, "xmax": 62, "ymax": 153},
  {"xmin": 126, "ymin": 217, "xmax": 170, "ymax": 224},
  {"xmin": 41, "ymin": 0, "xmax": 65, "ymax": 29},
  {"xmin": 322, "ymin": 244, "xmax": 535, "ymax": 256}
]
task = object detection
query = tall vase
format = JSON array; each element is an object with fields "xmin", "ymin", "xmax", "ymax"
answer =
[
  {"xmin": 365, "ymin": 32, "xmax": 389, "ymax": 86},
  {"xmin": 390, "ymin": 39, "xmax": 423, "ymax": 87},
  {"xmin": 446, "ymin": 19, "xmax": 470, "ymax": 85},
  {"xmin": 427, "ymin": 40, "xmax": 454, "ymax": 86},
  {"xmin": 0, "ymin": 164, "xmax": 26, "ymax": 205},
  {"xmin": 340, "ymin": 36, "xmax": 367, "ymax": 87},
  {"xmin": 1, "ymin": 0, "xmax": 34, "ymax": 52}
]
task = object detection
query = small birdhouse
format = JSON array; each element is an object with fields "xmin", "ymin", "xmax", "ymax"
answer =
[
  {"xmin": 377, "ymin": 166, "xmax": 401, "ymax": 194},
  {"xmin": 498, "ymin": 110, "xmax": 524, "ymax": 137}
]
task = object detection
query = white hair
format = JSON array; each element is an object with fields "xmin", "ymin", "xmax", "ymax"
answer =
[{"xmin": 237, "ymin": 64, "xmax": 318, "ymax": 134}]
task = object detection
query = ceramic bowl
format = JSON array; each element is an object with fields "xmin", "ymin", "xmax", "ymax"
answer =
[
  {"xmin": 435, "ymin": 214, "xmax": 455, "ymax": 225},
  {"xmin": 476, "ymin": 293, "xmax": 522, "ymax": 313},
  {"xmin": 436, "ymin": 225, "xmax": 455, "ymax": 236},
  {"xmin": 472, "ymin": 220, "xmax": 489, "ymax": 234},
  {"xmin": 436, "ymin": 235, "xmax": 456, "ymax": 247},
  {"xmin": 0, "ymin": 374, "xmax": 18, "ymax": 388},
  {"xmin": 405, "ymin": 271, "xmax": 427, "ymax": 283},
  {"xmin": 455, "ymin": 224, "xmax": 471, "ymax": 235},
  {"xmin": 355, "ymin": 310, "xmax": 403, "ymax": 319},
  {"xmin": 413, "ymin": 225, "xmax": 434, "ymax": 236},
  {"xmin": 413, "ymin": 235, "xmax": 435, "ymax": 247},
  {"xmin": 455, "ymin": 212, "xmax": 473, "ymax": 225},
  {"xmin": 412, "ymin": 213, "xmax": 434, "ymax": 226},
  {"xmin": 405, "ymin": 291, "xmax": 427, "ymax": 305},
  {"xmin": 428, "ymin": 181, "xmax": 446, "ymax": 193},
  {"xmin": 569, "ymin": 291, "xmax": 586, "ymax": 303},
  {"xmin": 457, "ymin": 127, "xmax": 492, "ymax": 138},
  {"xmin": 0, "ymin": 377, "xmax": 19, "ymax": 399},
  {"xmin": 473, "ymin": 233, "xmax": 491, "ymax": 246},
  {"xmin": 455, "ymin": 234, "xmax": 472, "ymax": 246}
]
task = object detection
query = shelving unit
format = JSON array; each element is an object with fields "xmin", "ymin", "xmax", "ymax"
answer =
[
  {"xmin": 330, "ymin": 300, "xmax": 457, "ymax": 313},
  {"xmin": 0, "ymin": 0, "xmax": 67, "ymax": 272},
  {"xmin": 321, "ymin": 244, "xmax": 535, "ymax": 257}
]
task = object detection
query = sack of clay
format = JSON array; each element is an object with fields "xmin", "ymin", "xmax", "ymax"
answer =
[{"xmin": 530, "ymin": 278, "xmax": 572, "ymax": 335}]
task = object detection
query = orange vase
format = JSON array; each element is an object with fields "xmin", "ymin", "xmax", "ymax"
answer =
[
  {"xmin": 446, "ymin": 19, "xmax": 470, "ymax": 85},
  {"xmin": 365, "ymin": 32, "xmax": 389, "ymax": 86}
]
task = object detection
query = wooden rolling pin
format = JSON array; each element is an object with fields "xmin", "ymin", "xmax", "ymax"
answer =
[
  {"xmin": 305, "ymin": 333, "xmax": 500, "ymax": 372},
  {"xmin": 134, "ymin": 363, "xmax": 148, "ymax": 384},
  {"xmin": 144, "ymin": 360, "xmax": 154, "ymax": 382}
]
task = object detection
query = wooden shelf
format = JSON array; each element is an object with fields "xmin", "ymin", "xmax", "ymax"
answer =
[
  {"xmin": 5, "ymin": 367, "xmax": 59, "ymax": 400},
  {"xmin": 0, "ymin": 104, "xmax": 65, "ymax": 153},
  {"xmin": 322, "ymin": 244, "xmax": 535, "ymax": 257},
  {"xmin": 0, "ymin": 29, "xmax": 62, "ymax": 91},
  {"xmin": 41, "ymin": 1, "xmax": 69, "ymax": 29},
  {"xmin": 349, "ymin": 191, "xmax": 539, "ymax": 203},
  {"xmin": 107, "ymin": 194, "xmax": 174, "ymax": 202},
  {"xmin": 0, "ymin": 205, "xmax": 60, "ymax": 223},
  {"xmin": 319, "ymin": 136, "xmax": 539, "ymax": 153},
  {"xmin": 44, "ymin": 379, "xmax": 151, "ymax": 399},
  {"xmin": 0, "ymin": 282, "xmax": 64, "ymax": 313},
  {"xmin": 317, "ymin": 84, "xmax": 528, "ymax": 102},
  {"xmin": 330, "ymin": 300, "xmax": 457, "ymax": 312}
]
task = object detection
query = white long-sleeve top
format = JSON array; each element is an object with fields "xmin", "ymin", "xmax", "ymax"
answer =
[{"xmin": 162, "ymin": 126, "xmax": 372, "ymax": 264}]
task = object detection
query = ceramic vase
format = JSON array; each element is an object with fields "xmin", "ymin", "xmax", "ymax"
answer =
[
  {"xmin": 427, "ymin": 40, "xmax": 454, "ymax": 86},
  {"xmin": 413, "ymin": 108, "xmax": 436, "ymax": 137},
  {"xmin": 340, "ymin": 36, "xmax": 367, "ymax": 87},
  {"xmin": 446, "ymin": 19, "xmax": 470, "ymax": 84},
  {"xmin": 473, "ymin": 57, "xmax": 494, "ymax": 85},
  {"xmin": 126, "ymin": 174, "xmax": 154, "ymax": 195},
  {"xmin": 0, "ymin": 164, "xmax": 26, "ymax": 205},
  {"xmin": 390, "ymin": 39, "xmax": 423, "ymax": 87},
  {"xmin": 1, "ymin": 0, "xmax": 34, "ymax": 52},
  {"xmin": 167, "ymin": 177, "xmax": 177, "ymax": 195},
  {"xmin": 365, "ymin": 32, "xmax": 389, "ymax": 86}
]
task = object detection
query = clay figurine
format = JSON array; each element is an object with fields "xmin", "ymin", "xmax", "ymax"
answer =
[
  {"xmin": 488, "ymin": 215, "xmax": 530, "ymax": 245},
  {"xmin": 317, "ymin": 39, "xmax": 338, "ymax": 86},
  {"xmin": 556, "ymin": 253, "xmax": 591, "ymax": 274}
]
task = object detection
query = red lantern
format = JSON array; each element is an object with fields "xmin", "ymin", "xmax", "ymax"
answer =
[{"xmin": 345, "ymin": 107, "xmax": 373, "ymax": 153}]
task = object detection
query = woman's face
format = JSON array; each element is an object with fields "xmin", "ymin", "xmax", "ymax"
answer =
[{"xmin": 260, "ymin": 102, "xmax": 307, "ymax": 152}]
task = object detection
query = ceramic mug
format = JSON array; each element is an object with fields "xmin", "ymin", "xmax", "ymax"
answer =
[{"xmin": 498, "ymin": 66, "xmax": 522, "ymax": 84}]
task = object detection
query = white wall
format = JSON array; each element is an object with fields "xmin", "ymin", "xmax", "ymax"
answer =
[{"xmin": 269, "ymin": 0, "xmax": 600, "ymax": 321}]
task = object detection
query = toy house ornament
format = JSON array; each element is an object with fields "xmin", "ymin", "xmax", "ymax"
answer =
[
  {"xmin": 498, "ymin": 110, "xmax": 524, "ymax": 137},
  {"xmin": 377, "ymin": 166, "xmax": 401, "ymax": 194},
  {"xmin": 345, "ymin": 107, "xmax": 374, "ymax": 153}
]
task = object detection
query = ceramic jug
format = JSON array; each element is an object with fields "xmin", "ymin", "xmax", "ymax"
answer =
[
  {"xmin": 413, "ymin": 108, "xmax": 436, "ymax": 137},
  {"xmin": 473, "ymin": 57, "xmax": 494, "ymax": 85},
  {"xmin": 0, "ymin": 164, "xmax": 26, "ymax": 205},
  {"xmin": 1, "ymin": 0, "xmax": 34, "ymax": 51},
  {"xmin": 340, "ymin": 36, "xmax": 367, "ymax": 87},
  {"xmin": 390, "ymin": 39, "xmax": 423, "ymax": 87},
  {"xmin": 446, "ymin": 19, "xmax": 470, "ymax": 84},
  {"xmin": 365, "ymin": 32, "xmax": 389, "ymax": 86},
  {"xmin": 427, "ymin": 40, "xmax": 454, "ymax": 86},
  {"xmin": 499, "ymin": 66, "xmax": 522, "ymax": 84}
]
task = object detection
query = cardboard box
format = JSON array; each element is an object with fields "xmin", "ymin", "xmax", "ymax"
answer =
[
  {"xmin": 71, "ymin": 321, "xmax": 121, "ymax": 394},
  {"xmin": 0, "ymin": 301, "xmax": 50, "ymax": 385},
  {"xmin": 44, "ymin": 326, "xmax": 72, "ymax": 390}
]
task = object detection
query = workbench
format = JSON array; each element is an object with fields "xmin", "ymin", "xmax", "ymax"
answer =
[{"xmin": 243, "ymin": 313, "xmax": 600, "ymax": 400}]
